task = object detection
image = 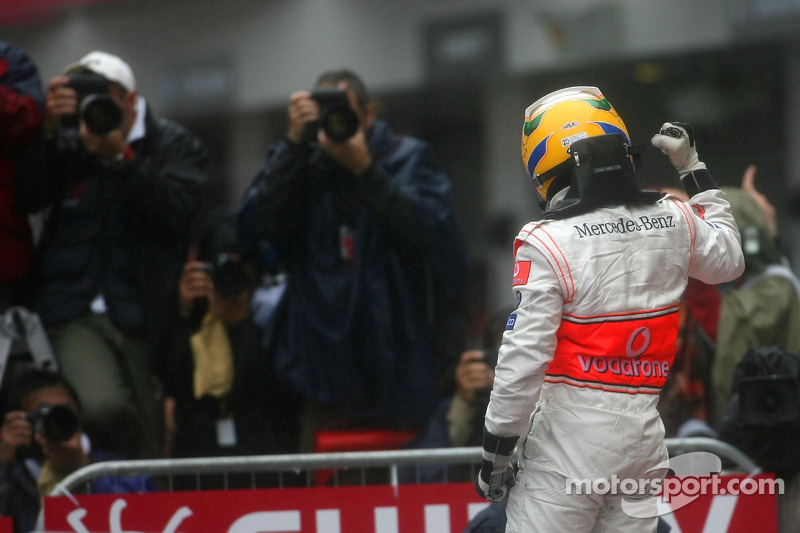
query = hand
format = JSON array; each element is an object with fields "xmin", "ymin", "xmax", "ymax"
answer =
[
  {"xmin": 651, "ymin": 122, "xmax": 706, "ymax": 178},
  {"xmin": 79, "ymin": 120, "xmax": 127, "ymax": 159},
  {"xmin": 455, "ymin": 350, "xmax": 494, "ymax": 404},
  {"xmin": 476, "ymin": 428, "xmax": 518, "ymax": 502},
  {"xmin": 37, "ymin": 430, "xmax": 89, "ymax": 471},
  {"xmin": 476, "ymin": 463, "xmax": 515, "ymax": 503},
  {"xmin": 208, "ymin": 286, "xmax": 251, "ymax": 324},
  {"xmin": 44, "ymin": 75, "xmax": 77, "ymax": 134},
  {"xmin": 178, "ymin": 260, "xmax": 212, "ymax": 318},
  {"xmin": 317, "ymin": 82, "xmax": 372, "ymax": 175},
  {"xmin": 317, "ymin": 124, "xmax": 373, "ymax": 176},
  {"xmin": 0, "ymin": 411, "xmax": 32, "ymax": 463},
  {"xmin": 286, "ymin": 90, "xmax": 318, "ymax": 145},
  {"xmin": 741, "ymin": 165, "xmax": 777, "ymax": 237}
]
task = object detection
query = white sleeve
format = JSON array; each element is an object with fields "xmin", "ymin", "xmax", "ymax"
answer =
[
  {"xmin": 683, "ymin": 189, "xmax": 745, "ymax": 284},
  {"xmin": 484, "ymin": 226, "xmax": 564, "ymax": 438}
]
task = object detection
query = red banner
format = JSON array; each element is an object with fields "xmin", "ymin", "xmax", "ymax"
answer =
[
  {"xmin": 42, "ymin": 476, "xmax": 777, "ymax": 533},
  {"xmin": 45, "ymin": 483, "xmax": 485, "ymax": 533},
  {"xmin": 0, "ymin": 0, "xmax": 132, "ymax": 26}
]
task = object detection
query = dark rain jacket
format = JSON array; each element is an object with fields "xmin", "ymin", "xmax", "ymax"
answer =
[
  {"xmin": 16, "ymin": 103, "xmax": 208, "ymax": 359},
  {"xmin": 238, "ymin": 119, "xmax": 469, "ymax": 427}
]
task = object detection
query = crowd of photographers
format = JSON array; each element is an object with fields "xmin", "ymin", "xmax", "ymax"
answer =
[
  {"xmin": 3, "ymin": 39, "xmax": 800, "ymax": 533},
  {"xmin": 0, "ymin": 42, "xmax": 479, "ymax": 531}
]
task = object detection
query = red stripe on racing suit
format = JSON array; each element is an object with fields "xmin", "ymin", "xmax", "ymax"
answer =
[{"xmin": 544, "ymin": 306, "xmax": 679, "ymax": 393}]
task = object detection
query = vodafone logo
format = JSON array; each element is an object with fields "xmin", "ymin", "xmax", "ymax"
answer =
[
  {"xmin": 625, "ymin": 327, "xmax": 651, "ymax": 358},
  {"xmin": 693, "ymin": 204, "xmax": 706, "ymax": 219},
  {"xmin": 512, "ymin": 261, "xmax": 531, "ymax": 286}
]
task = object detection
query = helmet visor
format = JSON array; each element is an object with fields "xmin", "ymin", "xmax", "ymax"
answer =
[{"xmin": 524, "ymin": 86, "xmax": 603, "ymax": 121}]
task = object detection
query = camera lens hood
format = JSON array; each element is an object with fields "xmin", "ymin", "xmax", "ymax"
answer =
[
  {"xmin": 79, "ymin": 94, "xmax": 123, "ymax": 136},
  {"xmin": 309, "ymin": 89, "xmax": 359, "ymax": 143},
  {"xmin": 321, "ymin": 107, "xmax": 359, "ymax": 143}
]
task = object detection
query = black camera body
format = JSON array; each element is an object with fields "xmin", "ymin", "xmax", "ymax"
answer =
[
  {"xmin": 64, "ymin": 72, "xmax": 123, "ymax": 136},
  {"xmin": 26, "ymin": 403, "xmax": 79, "ymax": 442},
  {"xmin": 65, "ymin": 72, "xmax": 108, "ymax": 103},
  {"xmin": 739, "ymin": 375, "xmax": 800, "ymax": 426},
  {"xmin": 482, "ymin": 348, "xmax": 499, "ymax": 369},
  {"xmin": 201, "ymin": 254, "xmax": 251, "ymax": 298},
  {"xmin": 306, "ymin": 89, "xmax": 359, "ymax": 143}
]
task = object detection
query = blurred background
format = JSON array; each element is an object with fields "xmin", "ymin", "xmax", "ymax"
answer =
[{"xmin": 4, "ymin": 0, "xmax": 800, "ymax": 337}]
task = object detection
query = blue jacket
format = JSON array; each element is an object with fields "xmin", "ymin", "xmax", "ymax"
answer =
[{"xmin": 238, "ymin": 120, "xmax": 469, "ymax": 426}]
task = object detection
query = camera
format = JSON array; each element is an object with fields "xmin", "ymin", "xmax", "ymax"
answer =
[
  {"xmin": 305, "ymin": 89, "xmax": 360, "ymax": 143},
  {"xmin": 472, "ymin": 348, "xmax": 499, "ymax": 407},
  {"xmin": 201, "ymin": 254, "xmax": 252, "ymax": 298},
  {"xmin": 26, "ymin": 403, "xmax": 80, "ymax": 442},
  {"xmin": 739, "ymin": 375, "xmax": 800, "ymax": 426},
  {"xmin": 63, "ymin": 72, "xmax": 123, "ymax": 136},
  {"xmin": 482, "ymin": 348, "xmax": 499, "ymax": 369}
]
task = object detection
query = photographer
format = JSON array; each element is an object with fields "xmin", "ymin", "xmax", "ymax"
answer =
[
  {"xmin": 15, "ymin": 51, "xmax": 208, "ymax": 461},
  {"xmin": 163, "ymin": 209, "xmax": 300, "ymax": 485},
  {"xmin": 446, "ymin": 310, "xmax": 511, "ymax": 450},
  {"xmin": 0, "ymin": 369, "xmax": 153, "ymax": 533},
  {"xmin": 238, "ymin": 69, "xmax": 470, "ymax": 452}
]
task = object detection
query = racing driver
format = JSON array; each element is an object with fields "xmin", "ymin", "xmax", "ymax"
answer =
[{"xmin": 475, "ymin": 86, "xmax": 745, "ymax": 532}]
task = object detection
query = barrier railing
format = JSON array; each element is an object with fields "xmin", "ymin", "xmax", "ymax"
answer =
[{"xmin": 51, "ymin": 437, "xmax": 758, "ymax": 496}]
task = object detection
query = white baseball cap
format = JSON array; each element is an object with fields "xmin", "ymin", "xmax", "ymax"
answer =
[{"xmin": 64, "ymin": 51, "xmax": 136, "ymax": 92}]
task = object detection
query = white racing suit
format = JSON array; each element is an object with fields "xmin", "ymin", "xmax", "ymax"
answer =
[{"xmin": 485, "ymin": 188, "xmax": 744, "ymax": 532}]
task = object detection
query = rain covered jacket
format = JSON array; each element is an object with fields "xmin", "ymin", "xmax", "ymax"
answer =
[
  {"xmin": 238, "ymin": 119, "xmax": 469, "ymax": 426},
  {"xmin": 17, "ymin": 103, "xmax": 208, "ymax": 352}
]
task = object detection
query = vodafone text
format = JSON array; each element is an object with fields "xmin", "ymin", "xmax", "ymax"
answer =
[{"xmin": 577, "ymin": 354, "xmax": 670, "ymax": 379}]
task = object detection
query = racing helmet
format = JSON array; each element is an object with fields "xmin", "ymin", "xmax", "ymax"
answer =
[{"xmin": 521, "ymin": 86, "xmax": 630, "ymax": 205}]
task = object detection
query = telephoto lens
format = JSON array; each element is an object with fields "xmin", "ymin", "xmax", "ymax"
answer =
[
  {"xmin": 308, "ymin": 89, "xmax": 359, "ymax": 143},
  {"xmin": 61, "ymin": 72, "xmax": 110, "ymax": 130},
  {"xmin": 26, "ymin": 404, "xmax": 80, "ymax": 442},
  {"xmin": 202, "ymin": 255, "xmax": 252, "ymax": 298},
  {"xmin": 79, "ymin": 94, "xmax": 123, "ymax": 136}
]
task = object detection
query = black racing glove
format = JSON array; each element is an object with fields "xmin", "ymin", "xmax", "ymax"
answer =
[{"xmin": 475, "ymin": 427, "xmax": 518, "ymax": 503}]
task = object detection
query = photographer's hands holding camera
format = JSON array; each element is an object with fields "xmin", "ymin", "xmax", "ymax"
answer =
[
  {"xmin": 35, "ymin": 426, "xmax": 89, "ymax": 473},
  {"xmin": 0, "ymin": 408, "xmax": 87, "ymax": 471},
  {"xmin": 178, "ymin": 260, "xmax": 213, "ymax": 319},
  {"xmin": 44, "ymin": 76, "xmax": 76, "ymax": 134},
  {"xmin": 178, "ymin": 258, "xmax": 252, "ymax": 324},
  {"xmin": 44, "ymin": 75, "xmax": 130, "ymax": 161},
  {"xmin": 455, "ymin": 350, "xmax": 495, "ymax": 405},
  {"xmin": 0, "ymin": 411, "xmax": 31, "ymax": 463},
  {"xmin": 286, "ymin": 83, "xmax": 373, "ymax": 176}
]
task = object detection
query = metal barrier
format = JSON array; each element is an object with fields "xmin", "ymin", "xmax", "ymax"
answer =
[
  {"xmin": 51, "ymin": 437, "xmax": 758, "ymax": 496},
  {"xmin": 663, "ymin": 436, "xmax": 758, "ymax": 472}
]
